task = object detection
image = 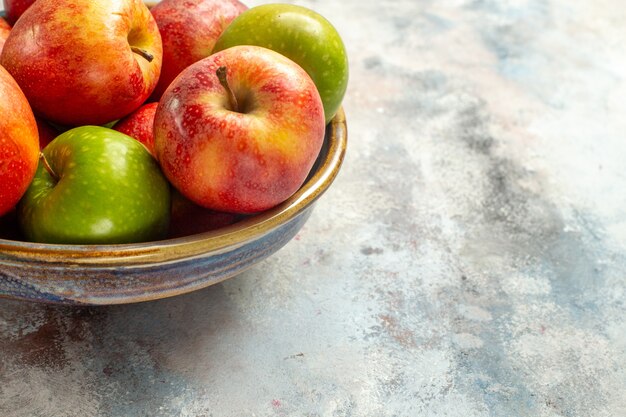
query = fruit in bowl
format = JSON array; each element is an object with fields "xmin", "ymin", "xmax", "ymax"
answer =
[
  {"xmin": 0, "ymin": 0, "xmax": 349, "ymax": 304},
  {"xmin": 155, "ymin": 45, "xmax": 326, "ymax": 214},
  {"xmin": 213, "ymin": 3, "xmax": 349, "ymax": 124},
  {"xmin": 18, "ymin": 126, "xmax": 171, "ymax": 244},
  {"xmin": 0, "ymin": 0, "xmax": 162, "ymax": 126},
  {"xmin": 0, "ymin": 110, "xmax": 347, "ymax": 304},
  {"xmin": 149, "ymin": 0, "xmax": 247, "ymax": 100},
  {"xmin": 0, "ymin": 65, "xmax": 39, "ymax": 217},
  {"xmin": 113, "ymin": 102, "xmax": 159, "ymax": 156}
]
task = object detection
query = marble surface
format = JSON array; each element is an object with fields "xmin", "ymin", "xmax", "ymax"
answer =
[{"xmin": 2, "ymin": 0, "xmax": 626, "ymax": 416}]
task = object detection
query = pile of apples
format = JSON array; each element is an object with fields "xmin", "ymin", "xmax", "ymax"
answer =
[{"xmin": 0, "ymin": 0, "xmax": 348, "ymax": 244}]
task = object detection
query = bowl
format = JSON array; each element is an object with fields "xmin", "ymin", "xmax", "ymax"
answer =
[{"xmin": 0, "ymin": 109, "xmax": 347, "ymax": 305}]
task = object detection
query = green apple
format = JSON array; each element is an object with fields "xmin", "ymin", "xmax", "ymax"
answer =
[
  {"xmin": 213, "ymin": 3, "xmax": 348, "ymax": 124},
  {"xmin": 18, "ymin": 126, "xmax": 171, "ymax": 244}
]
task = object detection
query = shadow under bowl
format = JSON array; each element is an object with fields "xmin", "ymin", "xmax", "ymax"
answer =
[{"xmin": 0, "ymin": 109, "xmax": 347, "ymax": 305}]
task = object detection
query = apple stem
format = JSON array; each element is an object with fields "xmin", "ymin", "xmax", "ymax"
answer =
[
  {"xmin": 216, "ymin": 66, "xmax": 239, "ymax": 112},
  {"xmin": 131, "ymin": 46, "xmax": 154, "ymax": 63},
  {"xmin": 40, "ymin": 153, "xmax": 59, "ymax": 182}
]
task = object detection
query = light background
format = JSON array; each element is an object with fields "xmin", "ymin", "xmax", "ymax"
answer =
[{"xmin": 1, "ymin": 0, "xmax": 626, "ymax": 416}]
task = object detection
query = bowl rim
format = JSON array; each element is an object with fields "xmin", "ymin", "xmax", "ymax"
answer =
[{"xmin": 0, "ymin": 108, "xmax": 347, "ymax": 266}]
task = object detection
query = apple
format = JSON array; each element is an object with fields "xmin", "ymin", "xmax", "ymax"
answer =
[
  {"xmin": 154, "ymin": 45, "xmax": 325, "ymax": 214},
  {"xmin": 0, "ymin": 16, "xmax": 10, "ymax": 55},
  {"xmin": 149, "ymin": 0, "xmax": 247, "ymax": 100},
  {"xmin": 0, "ymin": 0, "xmax": 162, "ymax": 126},
  {"xmin": 113, "ymin": 102, "xmax": 158, "ymax": 156},
  {"xmin": 0, "ymin": 64, "xmax": 39, "ymax": 217},
  {"xmin": 168, "ymin": 190, "xmax": 241, "ymax": 238},
  {"xmin": 18, "ymin": 126, "xmax": 171, "ymax": 244},
  {"xmin": 2, "ymin": 0, "xmax": 36, "ymax": 25},
  {"xmin": 213, "ymin": 3, "xmax": 349, "ymax": 124}
]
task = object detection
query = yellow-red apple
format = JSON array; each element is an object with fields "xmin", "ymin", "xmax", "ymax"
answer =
[
  {"xmin": 0, "ymin": 64, "xmax": 39, "ymax": 216},
  {"xmin": 0, "ymin": 0, "xmax": 162, "ymax": 126},
  {"xmin": 154, "ymin": 45, "xmax": 325, "ymax": 214},
  {"xmin": 149, "ymin": 0, "xmax": 247, "ymax": 100}
]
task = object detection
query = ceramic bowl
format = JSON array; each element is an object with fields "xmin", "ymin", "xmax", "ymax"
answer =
[{"xmin": 0, "ymin": 109, "xmax": 347, "ymax": 305}]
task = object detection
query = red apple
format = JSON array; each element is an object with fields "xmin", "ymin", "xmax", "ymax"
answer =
[
  {"xmin": 2, "ymin": 0, "xmax": 36, "ymax": 25},
  {"xmin": 0, "ymin": 0, "xmax": 162, "ymax": 126},
  {"xmin": 0, "ymin": 64, "xmax": 39, "ymax": 217},
  {"xmin": 149, "ymin": 0, "xmax": 247, "ymax": 100},
  {"xmin": 113, "ymin": 102, "xmax": 158, "ymax": 156},
  {"xmin": 154, "ymin": 45, "xmax": 325, "ymax": 214},
  {"xmin": 0, "ymin": 16, "xmax": 10, "ymax": 55}
]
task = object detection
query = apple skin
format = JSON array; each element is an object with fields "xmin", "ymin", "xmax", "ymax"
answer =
[
  {"xmin": 149, "ymin": 0, "xmax": 247, "ymax": 100},
  {"xmin": 0, "ymin": 64, "xmax": 39, "ymax": 217},
  {"xmin": 2, "ymin": 0, "xmax": 35, "ymax": 25},
  {"xmin": 18, "ymin": 126, "xmax": 171, "ymax": 244},
  {"xmin": 0, "ymin": 0, "xmax": 162, "ymax": 126},
  {"xmin": 113, "ymin": 102, "xmax": 158, "ymax": 156},
  {"xmin": 213, "ymin": 4, "xmax": 349, "ymax": 124},
  {"xmin": 0, "ymin": 16, "xmax": 10, "ymax": 55},
  {"xmin": 154, "ymin": 45, "xmax": 326, "ymax": 214}
]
